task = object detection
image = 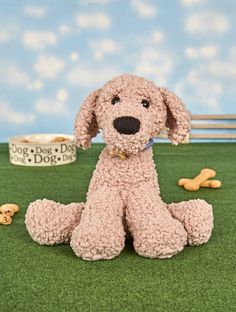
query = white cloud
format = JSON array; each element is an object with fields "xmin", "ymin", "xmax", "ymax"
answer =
[
  {"xmin": 22, "ymin": 31, "xmax": 57, "ymax": 50},
  {"xmin": 181, "ymin": 0, "xmax": 207, "ymax": 7},
  {"xmin": 23, "ymin": 5, "xmax": 47, "ymax": 18},
  {"xmin": 0, "ymin": 25, "xmax": 18, "ymax": 44},
  {"xmin": 0, "ymin": 64, "xmax": 43, "ymax": 90},
  {"xmin": 177, "ymin": 47, "xmax": 236, "ymax": 110},
  {"xmin": 175, "ymin": 69, "xmax": 223, "ymax": 110},
  {"xmin": 0, "ymin": 31, "xmax": 11, "ymax": 43},
  {"xmin": 4, "ymin": 66, "xmax": 30, "ymax": 86},
  {"xmin": 59, "ymin": 24, "xmax": 70, "ymax": 35},
  {"xmin": 34, "ymin": 55, "xmax": 65, "ymax": 79},
  {"xmin": 89, "ymin": 38, "xmax": 119, "ymax": 60},
  {"xmin": 185, "ymin": 47, "xmax": 198, "ymax": 59},
  {"xmin": 186, "ymin": 12, "xmax": 230, "ymax": 35},
  {"xmin": 28, "ymin": 80, "xmax": 43, "ymax": 90},
  {"xmin": 0, "ymin": 101, "xmax": 35, "ymax": 124},
  {"xmin": 185, "ymin": 45, "xmax": 218, "ymax": 59},
  {"xmin": 136, "ymin": 30, "xmax": 165, "ymax": 46},
  {"xmin": 208, "ymin": 60, "xmax": 236, "ymax": 79},
  {"xmin": 56, "ymin": 89, "xmax": 69, "ymax": 102},
  {"xmin": 70, "ymin": 52, "xmax": 79, "ymax": 62},
  {"xmin": 76, "ymin": 12, "xmax": 111, "ymax": 30},
  {"xmin": 200, "ymin": 50, "xmax": 236, "ymax": 96},
  {"xmin": 35, "ymin": 89, "xmax": 69, "ymax": 115},
  {"xmin": 134, "ymin": 48, "xmax": 172, "ymax": 85},
  {"xmin": 67, "ymin": 63, "xmax": 120, "ymax": 87},
  {"xmin": 35, "ymin": 99, "xmax": 67, "ymax": 115},
  {"xmin": 131, "ymin": 0, "xmax": 157, "ymax": 18},
  {"xmin": 151, "ymin": 30, "xmax": 164, "ymax": 43},
  {"xmin": 201, "ymin": 48, "xmax": 236, "ymax": 81}
]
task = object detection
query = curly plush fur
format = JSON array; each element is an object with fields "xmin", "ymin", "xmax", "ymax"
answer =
[{"xmin": 25, "ymin": 74, "xmax": 213, "ymax": 260}]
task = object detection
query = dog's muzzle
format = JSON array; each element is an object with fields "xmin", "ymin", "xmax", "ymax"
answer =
[{"xmin": 113, "ymin": 116, "xmax": 140, "ymax": 135}]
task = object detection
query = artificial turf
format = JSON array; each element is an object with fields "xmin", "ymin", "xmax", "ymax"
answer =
[{"xmin": 0, "ymin": 143, "xmax": 236, "ymax": 312}]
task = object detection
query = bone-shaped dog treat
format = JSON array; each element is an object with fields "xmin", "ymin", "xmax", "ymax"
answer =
[
  {"xmin": 50, "ymin": 136, "xmax": 67, "ymax": 142},
  {"xmin": 0, "ymin": 214, "xmax": 12, "ymax": 225},
  {"xmin": 0, "ymin": 204, "xmax": 20, "ymax": 217},
  {"xmin": 109, "ymin": 149, "xmax": 127, "ymax": 160},
  {"xmin": 183, "ymin": 169, "xmax": 216, "ymax": 191},
  {"xmin": 179, "ymin": 178, "xmax": 221, "ymax": 189}
]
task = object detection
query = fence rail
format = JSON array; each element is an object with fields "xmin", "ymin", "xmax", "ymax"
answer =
[
  {"xmin": 159, "ymin": 114, "xmax": 236, "ymax": 141},
  {"xmin": 191, "ymin": 114, "xmax": 236, "ymax": 120}
]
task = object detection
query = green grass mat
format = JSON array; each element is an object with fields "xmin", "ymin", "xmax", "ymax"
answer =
[{"xmin": 0, "ymin": 143, "xmax": 236, "ymax": 312}]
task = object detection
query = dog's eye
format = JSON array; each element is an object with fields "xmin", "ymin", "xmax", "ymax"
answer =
[
  {"xmin": 141, "ymin": 99, "xmax": 150, "ymax": 109},
  {"xmin": 111, "ymin": 96, "xmax": 120, "ymax": 105}
]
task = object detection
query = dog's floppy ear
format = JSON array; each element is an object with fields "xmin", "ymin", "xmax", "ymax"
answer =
[
  {"xmin": 159, "ymin": 87, "xmax": 191, "ymax": 145},
  {"xmin": 74, "ymin": 89, "xmax": 100, "ymax": 149}
]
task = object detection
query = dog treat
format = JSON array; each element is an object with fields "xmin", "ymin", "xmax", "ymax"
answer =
[
  {"xmin": 20, "ymin": 139, "xmax": 37, "ymax": 143},
  {"xmin": 109, "ymin": 149, "xmax": 127, "ymax": 160},
  {"xmin": 0, "ymin": 204, "xmax": 20, "ymax": 216},
  {"xmin": 178, "ymin": 178, "xmax": 221, "ymax": 189},
  {"xmin": 50, "ymin": 136, "xmax": 67, "ymax": 142},
  {"xmin": 0, "ymin": 213, "xmax": 12, "ymax": 225},
  {"xmin": 183, "ymin": 169, "xmax": 216, "ymax": 191}
]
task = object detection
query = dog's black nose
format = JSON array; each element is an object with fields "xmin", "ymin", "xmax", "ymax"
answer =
[{"xmin": 113, "ymin": 116, "xmax": 140, "ymax": 135}]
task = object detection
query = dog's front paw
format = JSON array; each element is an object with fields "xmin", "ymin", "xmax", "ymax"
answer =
[
  {"xmin": 134, "ymin": 218, "xmax": 187, "ymax": 259},
  {"xmin": 70, "ymin": 223, "xmax": 125, "ymax": 261},
  {"xmin": 168, "ymin": 199, "xmax": 213, "ymax": 245}
]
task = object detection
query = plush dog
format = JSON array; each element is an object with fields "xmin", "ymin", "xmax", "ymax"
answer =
[{"xmin": 25, "ymin": 74, "xmax": 213, "ymax": 260}]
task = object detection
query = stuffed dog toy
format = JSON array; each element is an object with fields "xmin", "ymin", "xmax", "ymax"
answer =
[{"xmin": 25, "ymin": 74, "xmax": 213, "ymax": 260}]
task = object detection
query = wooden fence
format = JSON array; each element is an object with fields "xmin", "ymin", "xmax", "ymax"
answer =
[{"xmin": 159, "ymin": 114, "xmax": 236, "ymax": 141}]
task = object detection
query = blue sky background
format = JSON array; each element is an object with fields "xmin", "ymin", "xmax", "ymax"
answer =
[{"xmin": 0, "ymin": 0, "xmax": 236, "ymax": 142}]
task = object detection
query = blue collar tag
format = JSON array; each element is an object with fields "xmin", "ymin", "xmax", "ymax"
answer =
[{"xmin": 143, "ymin": 138, "xmax": 154, "ymax": 150}]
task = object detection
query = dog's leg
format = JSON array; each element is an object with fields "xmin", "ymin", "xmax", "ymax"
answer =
[
  {"xmin": 167, "ymin": 199, "xmax": 213, "ymax": 246},
  {"xmin": 126, "ymin": 183, "xmax": 187, "ymax": 259},
  {"xmin": 25, "ymin": 199, "xmax": 84, "ymax": 245},
  {"xmin": 70, "ymin": 187, "xmax": 125, "ymax": 260}
]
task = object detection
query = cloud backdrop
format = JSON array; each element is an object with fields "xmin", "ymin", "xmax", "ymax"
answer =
[{"xmin": 0, "ymin": 0, "xmax": 235, "ymax": 142}]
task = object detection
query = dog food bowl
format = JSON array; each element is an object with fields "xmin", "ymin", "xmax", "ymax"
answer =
[{"xmin": 9, "ymin": 134, "xmax": 77, "ymax": 167}]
